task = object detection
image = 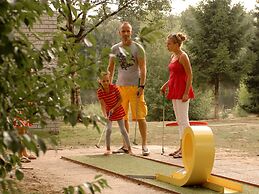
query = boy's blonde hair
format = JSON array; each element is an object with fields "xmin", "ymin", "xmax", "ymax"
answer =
[
  {"xmin": 98, "ymin": 71, "xmax": 110, "ymax": 90},
  {"xmin": 99, "ymin": 71, "xmax": 110, "ymax": 80}
]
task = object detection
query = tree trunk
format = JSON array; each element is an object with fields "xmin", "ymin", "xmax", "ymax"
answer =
[
  {"xmin": 214, "ymin": 76, "xmax": 220, "ymax": 119},
  {"xmin": 70, "ymin": 72, "xmax": 83, "ymax": 122}
]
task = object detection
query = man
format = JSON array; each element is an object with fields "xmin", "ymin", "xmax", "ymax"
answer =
[{"xmin": 107, "ymin": 21, "xmax": 150, "ymax": 156}]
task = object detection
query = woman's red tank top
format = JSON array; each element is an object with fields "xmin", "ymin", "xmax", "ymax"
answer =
[{"xmin": 167, "ymin": 58, "xmax": 195, "ymax": 100}]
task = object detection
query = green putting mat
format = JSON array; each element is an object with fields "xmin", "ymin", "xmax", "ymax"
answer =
[{"xmin": 63, "ymin": 154, "xmax": 259, "ymax": 194}]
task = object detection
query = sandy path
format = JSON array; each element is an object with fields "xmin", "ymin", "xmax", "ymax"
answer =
[{"xmin": 19, "ymin": 145, "xmax": 259, "ymax": 194}]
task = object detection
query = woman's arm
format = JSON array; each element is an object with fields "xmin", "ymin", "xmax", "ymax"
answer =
[
  {"xmin": 160, "ymin": 80, "xmax": 169, "ymax": 94},
  {"xmin": 179, "ymin": 52, "xmax": 193, "ymax": 102}
]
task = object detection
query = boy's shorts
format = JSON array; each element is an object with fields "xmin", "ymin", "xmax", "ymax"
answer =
[{"xmin": 118, "ymin": 86, "xmax": 148, "ymax": 120}]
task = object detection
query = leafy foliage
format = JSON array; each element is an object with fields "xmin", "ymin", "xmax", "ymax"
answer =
[
  {"xmin": 63, "ymin": 175, "xmax": 110, "ymax": 194},
  {"xmin": 189, "ymin": 90, "xmax": 213, "ymax": 120},
  {"xmin": 0, "ymin": 0, "xmax": 54, "ymax": 192}
]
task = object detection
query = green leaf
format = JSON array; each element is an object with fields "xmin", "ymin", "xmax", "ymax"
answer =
[
  {"xmin": 5, "ymin": 163, "xmax": 12, "ymax": 172},
  {"xmin": 15, "ymin": 169, "xmax": 24, "ymax": 180},
  {"xmin": 94, "ymin": 174, "xmax": 102, "ymax": 179},
  {"xmin": 77, "ymin": 186, "xmax": 85, "ymax": 194},
  {"xmin": 0, "ymin": 167, "xmax": 6, "ymax": 178},
  {"xmin": 68, "ymin": 185, "xmax": 74, "ymax": 193},
  {"xmin": 37, "ymin": 138, "xmax": 47, "ymax": 154},
  {"xmin": 93, "ymin": 184, "xmax": 101, "ymax": 193}
]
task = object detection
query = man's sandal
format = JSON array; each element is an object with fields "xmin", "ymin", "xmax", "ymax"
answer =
[
  {"xmin": 173, "ymin": 152, "xmax": 182, "ymax": 158},
  {"xmin": 169, "ymin": 150, "xmax": 180, "ymax": 156}
]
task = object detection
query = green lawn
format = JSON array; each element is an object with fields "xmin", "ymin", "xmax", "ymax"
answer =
[{"xmin": 30, "ymin": 117, "xmax": 259, "ymax": 156}]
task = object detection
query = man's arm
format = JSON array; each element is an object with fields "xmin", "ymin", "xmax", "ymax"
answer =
[
  {"xmin": 107, "ymin": 55, "xmax": 115, "ymax": 83},
  {"xmin": 138, "ymin": 57, "xmax": 146, "ymax": 87},
  {"xmin": 137, "ymin": 48, "xmax": 146, "ymax": 96}
]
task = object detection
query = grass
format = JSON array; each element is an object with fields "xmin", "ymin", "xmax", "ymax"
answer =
[{"xmin": 29, "ymin": 117, "xmax": 259, "ymax": 156}]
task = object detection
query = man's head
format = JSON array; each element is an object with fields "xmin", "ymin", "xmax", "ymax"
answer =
[{"xmin": 119, "ymin": 22, "xmax": 132, "ymax": 45}]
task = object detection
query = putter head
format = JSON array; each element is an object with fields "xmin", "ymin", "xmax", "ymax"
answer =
[
  {"xmin": 133, "ymin": 140, "xmax": 138, "ymax": 145},
  {"xmin": 95, "ymin": 144, "xmax": 100, "ymax": 148},
  {"xmin": 161, "ymin": 148, "xmax": 165, "ymax": 155}
]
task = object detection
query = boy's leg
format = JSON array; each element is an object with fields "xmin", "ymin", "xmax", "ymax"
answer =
[
  {"xmin": 112, "ymin": 87, "xmax": 130, "ymax": 153},
  {"xmin": 117, "ymin": 119, "xmax": 132, "ymax": 154},
  {"xmin": 105, "ymin": 121, "xmax": 112, "ymax": 152}
]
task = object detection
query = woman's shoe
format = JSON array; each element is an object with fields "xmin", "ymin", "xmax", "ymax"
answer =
[{"xmin": 20, "ymin": 156, "xmax": 31, "ymax": 163}]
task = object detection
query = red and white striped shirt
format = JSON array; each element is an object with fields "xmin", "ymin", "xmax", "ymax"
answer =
[{"xmin": 97, "ymin": 84, "xmax": 125, "ymax": 121}]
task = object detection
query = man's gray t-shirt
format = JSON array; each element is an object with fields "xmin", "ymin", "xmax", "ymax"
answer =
[{"xmin": 110, "ymin": 41, "xmax": 145, "ymax": 86}]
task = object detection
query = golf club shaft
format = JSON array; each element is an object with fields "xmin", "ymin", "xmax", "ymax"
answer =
[
  {"xmin": 96, "ymin": 127, "xmax": 105, "ymax": 148},
  {"xmin": 162, "ymin": 94, "xmax": 165, "ymax": 154},
  {"xmin": 133, "ymin": 90, "xmax": 139, "ymax": 145}
]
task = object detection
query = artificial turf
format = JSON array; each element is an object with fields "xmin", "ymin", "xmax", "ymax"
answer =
[{"xmin": 65, "ymin": 154, "xmax": 259, "ymax": 194}]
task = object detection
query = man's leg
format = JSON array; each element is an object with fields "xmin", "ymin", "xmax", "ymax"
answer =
[
  {"xmin": 129, "ymin": 86, "xmax": 149, "ymax": 156},
  {"xmin": 138, "ymin": 119, "xmax": 147, "ymax": 146},
  {"xmin": 138, "ymin": 119, "xmax": 150, "ymax": 156}
]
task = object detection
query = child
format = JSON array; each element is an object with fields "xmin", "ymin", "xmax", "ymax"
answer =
[
  {"xmin": 97, "ymin": 71, "xmax": 133, "ymax": 155},
  {"xmin": 14, "ymin": 115, "xmax": 37, "ymax": 163}
]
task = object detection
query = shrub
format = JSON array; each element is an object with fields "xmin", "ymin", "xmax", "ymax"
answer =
[
  {"xmin": 189, "ymin": 89, "xmax": 213, "ymax": 120},
  {"xmin": 234, "ymin": 83, "xmax": 250, "ymax": 117}
]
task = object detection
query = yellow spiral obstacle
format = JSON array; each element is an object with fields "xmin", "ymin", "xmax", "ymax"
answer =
[{"xmin": 156, "ymin": 123, "xmax": 243, "ymax": 193}]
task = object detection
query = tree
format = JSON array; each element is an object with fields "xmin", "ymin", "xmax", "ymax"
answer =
[
  {"xmin": 245, "ymin": 4, "xmax": 259, "ymax": 114},
  {"xmin": 181, "ymin": 0, "xmax": 254, "ymax": 118}
]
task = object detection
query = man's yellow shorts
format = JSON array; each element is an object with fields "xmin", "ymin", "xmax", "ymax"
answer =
[{"xmin": 118, "ymin": 86, "xmax": 148, "ymax": 120}]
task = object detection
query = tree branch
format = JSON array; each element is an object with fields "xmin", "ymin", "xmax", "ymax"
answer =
[
  {"xmin": 58, "ymin": 9, "xmax": 67, "ymax": 20},
  {"xmin": 76, "ymin": 11, "xmax": 86, "ymax": 39},
  {"xmin": 66, "ymin": 0, "xmax": 74, "ymax": 33},
  {"xmin": 76, "ymin": 0, "xmax": 135, "ymax": 43},
  {"xmin": 73, "ymin": 11, "xmax": 83, "ymax": 23}
]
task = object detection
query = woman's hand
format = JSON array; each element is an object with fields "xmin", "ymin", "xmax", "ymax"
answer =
[
  {"xmin": 182, "ymin": 93, "xmax": 189, "ymax": 102},
  {"xmin": 160, "ymin": 84, "xmax": 167, "ymax": 94},
  {"xmin": 137, "ymin": 87, "xmax": 144, "ymax": 97}
]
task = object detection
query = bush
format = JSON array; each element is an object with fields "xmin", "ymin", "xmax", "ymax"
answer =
[
  {"xmin": 146, "ymin": 88, "xmax": 213, "ymax": 121},
  {"xmin": 83, "ymin": 103, "xmax": 102, "ymax": 116},
  {"xmin": 234, "ymin": 83, "xmax": 250, "ymax": 117},
  {"xmin": 189, "ymin": 89, "xmax": 213, "ymax": 120}
]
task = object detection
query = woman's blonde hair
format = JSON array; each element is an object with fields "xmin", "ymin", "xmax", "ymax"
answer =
[{"xmin": 167, "ymin": 33, "xmax": 187, "ymax": 46}]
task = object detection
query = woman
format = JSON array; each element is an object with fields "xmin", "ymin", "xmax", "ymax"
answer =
[{"xmin": 160, "ymin": 33, "xmax": 195, "ymax": 158}]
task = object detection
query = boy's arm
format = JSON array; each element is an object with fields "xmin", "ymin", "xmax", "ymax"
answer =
[
  {"xmin": 110, "ymin": 94, "xmax": 122, "ymax": 115},
  {"xmin": 99, "ymin": 99, "xmax": 107, "ymax": 118},
  {"xmin": 108, "ymin": 54, "xmax": 115, "ymax": 83}
]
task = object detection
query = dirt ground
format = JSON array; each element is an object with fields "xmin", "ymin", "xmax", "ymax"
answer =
[{"xmin": 17, "ymin": 144, "xmax": 259, "ymax": 194}]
